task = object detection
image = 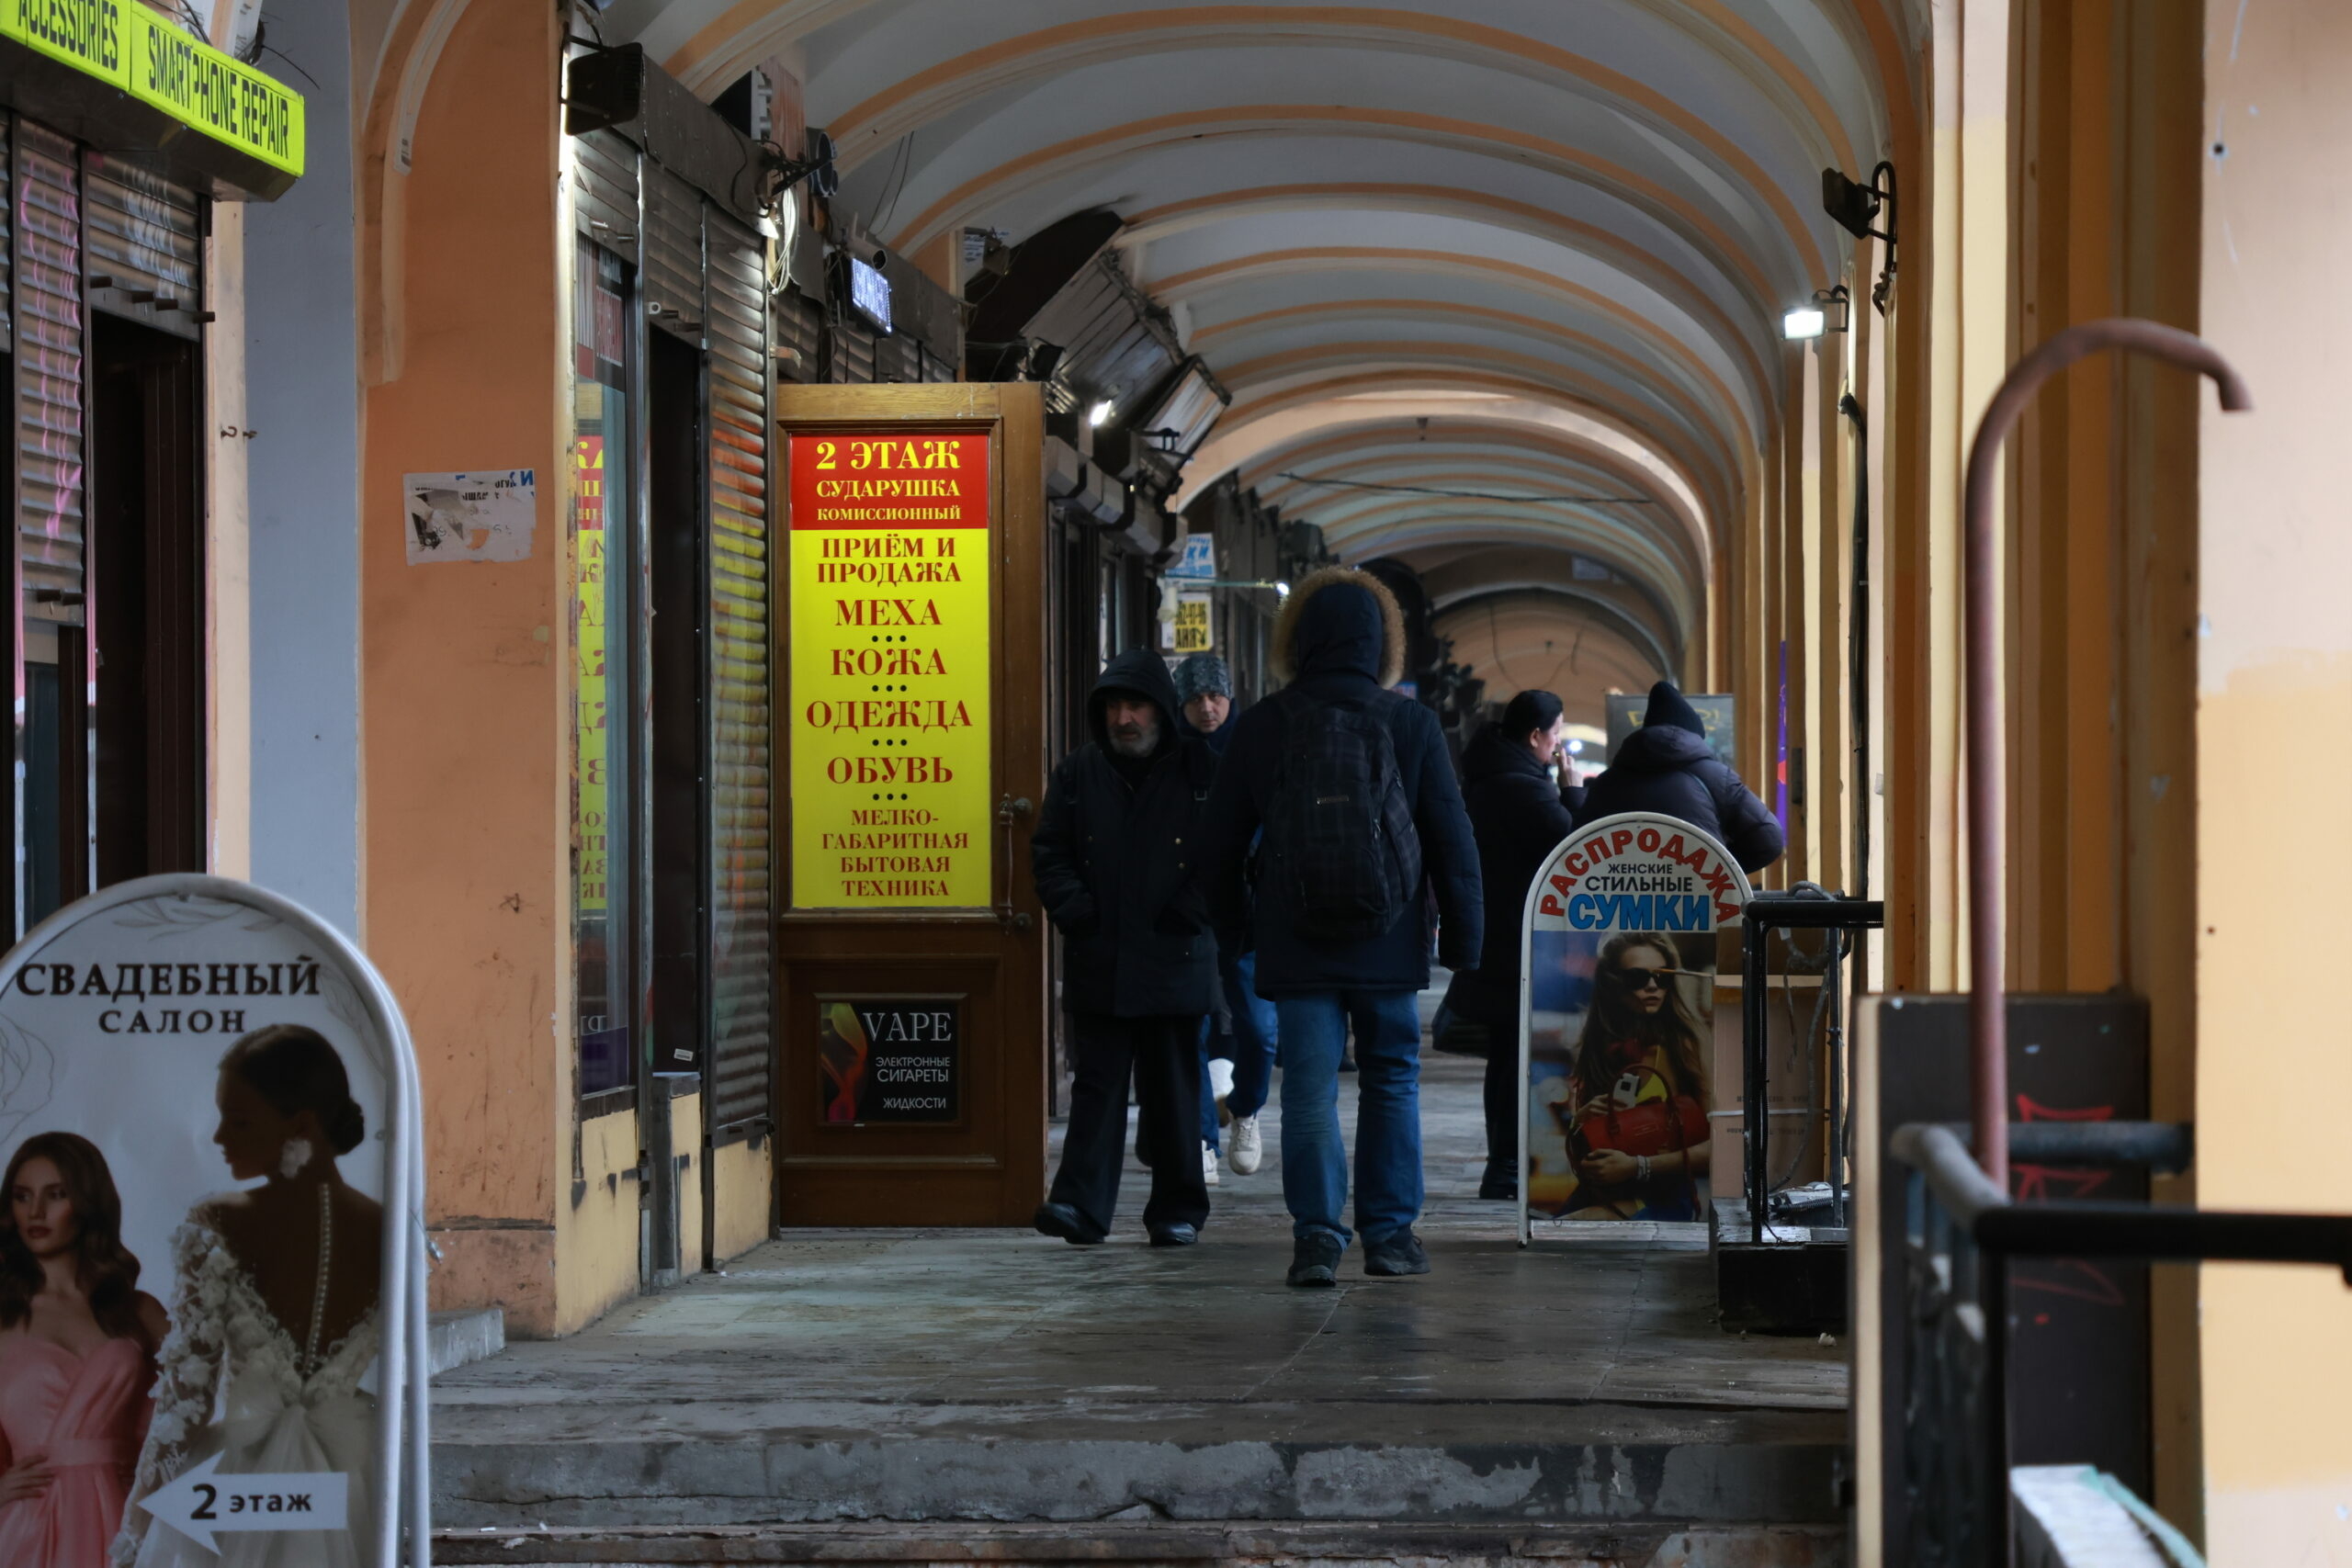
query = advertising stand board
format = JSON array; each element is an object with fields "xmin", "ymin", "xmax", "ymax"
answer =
[
  {"xmin": 0, "ymin": 874, "xmax": 430, "ymax": 1565},
  {"xmin": 1517, "ymin": 813, "xmax": 1752, "ymax": 1245}
]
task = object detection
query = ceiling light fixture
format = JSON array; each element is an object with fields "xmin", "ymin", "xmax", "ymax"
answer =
[{"xmin": 1087, "ymin": 400, "xmax": 1115, "ymax": 428}]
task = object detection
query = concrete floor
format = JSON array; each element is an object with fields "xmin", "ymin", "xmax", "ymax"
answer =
[{"xmin": 432, "ymin": 1043, "xmax": 1847, "ymax": 1550}]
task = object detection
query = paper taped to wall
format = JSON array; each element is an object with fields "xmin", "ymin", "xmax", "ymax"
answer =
[{"xmin": 405, "ymin": 469, "xmax": 536, "ymax": 563}]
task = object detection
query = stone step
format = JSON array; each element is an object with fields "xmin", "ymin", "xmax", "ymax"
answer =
[
  {"xmin": 431, "ymin": 1306, "xmax": 508, "ymax": 1375},
  {"xmin": 431, "ymin": 1399, "xmax": 1844, "ymax": 1531},
  {"xmin": 432, "ymin": 1517, "xmax": 1848, "ymax": 1567}
]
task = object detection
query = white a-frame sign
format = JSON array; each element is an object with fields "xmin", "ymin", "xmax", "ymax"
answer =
[
  {"xmin": 1517, "ymin": 814, "xmax": 1752, "ymax": 1242},
  {"xmin": 0, "ymin": 875, "xmax": 430, "ymax": 1566}
]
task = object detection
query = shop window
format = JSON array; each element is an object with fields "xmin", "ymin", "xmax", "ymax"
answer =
[{"xmin": 571, "ymin": 243, "xmax": 636, "ymax": 1100}]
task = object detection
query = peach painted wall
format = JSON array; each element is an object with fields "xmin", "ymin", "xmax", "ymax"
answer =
[
  {"xmin": 360, "ymin": 0, "xmax": 573, "ymax": 1337},
  {"xmin": 2196, "ymin": 4, "xmax": 2352, "ymax": 1559}
]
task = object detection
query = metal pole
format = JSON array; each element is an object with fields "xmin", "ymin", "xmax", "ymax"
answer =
[
  {"xmin": 1958, "ymin": 320, "xmax": 2250, "ymax": 1188},
  {"xmin": 1744, "ymin": 913, "xmax": 1767, "ymax": 1243}
]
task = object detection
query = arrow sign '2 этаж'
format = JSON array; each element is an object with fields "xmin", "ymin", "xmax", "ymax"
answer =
[{"xmin": 138, "ymin": 1451, "xmax": 351, "ymax": 1552}]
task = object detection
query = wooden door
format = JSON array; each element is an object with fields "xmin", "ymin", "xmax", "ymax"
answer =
[{"xmin": 771, "ymin": 384, "xmax": 1048, "ymax": 1225}]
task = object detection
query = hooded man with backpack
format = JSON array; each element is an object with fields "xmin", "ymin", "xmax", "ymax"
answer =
[
  {"xmin": 1196, "ymin": 569, "xmax": 1483, "ymax": 1287},
  {"xmin": 1576, "ymin": 681, "xmax": 1783, "ymax": 874},
  {"xmin": 1031, "ymin": 649, "xmax": 1222, "ymax": 1247}
]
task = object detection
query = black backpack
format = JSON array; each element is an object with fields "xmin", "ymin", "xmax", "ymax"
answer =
[{"xmin": 1262, "ymin": 690, "xmax": 1423, "ymax": 941}]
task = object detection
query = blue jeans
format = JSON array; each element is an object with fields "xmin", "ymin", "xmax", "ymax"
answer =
[
  {"xmin": 1198, "ymin": 951, "xmax": 1282, "ymax": 1150},
  {"xmin": 1273, "ymin": 989, "xmax": 1423, "ymax": 1246}
]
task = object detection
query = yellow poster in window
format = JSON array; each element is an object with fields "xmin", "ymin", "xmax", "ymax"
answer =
[
  {"xmin": 787, "ymin": 432, "xmax": 992, "ymax": 908},
  {"xmin": 572, "ymin": 434, "xmax": 608, "ymax": 912}
]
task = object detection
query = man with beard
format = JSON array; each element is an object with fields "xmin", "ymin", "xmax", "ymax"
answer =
[{"xmin": 1030, "ymin": 649, "xmax": 1221, "ymax": 1246}]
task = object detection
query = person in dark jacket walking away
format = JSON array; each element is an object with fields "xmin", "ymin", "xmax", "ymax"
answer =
[
  {"xmin": 1031, "ymin": 649, "xmax": 1221, "ymax": 1247},
  {"xmin": 1577, "ymin": 682, "xmax": 1783, "ymax": 874},
  {"xmin": 1173, "ymin": 652, "xmax": 1280, "ymax": 1180},
  {"xmin": 1197, "ymin": 569, "xmax": 1483, "ymax": 1287},
  {"xmin": 1447, "ymin": 690, "xmax": 1580, "ymax": 1201}
]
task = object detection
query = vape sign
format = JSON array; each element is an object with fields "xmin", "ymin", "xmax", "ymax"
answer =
[{"xmin": 819, "ymin": 998, "xmax": 961, "ymax": 1124}]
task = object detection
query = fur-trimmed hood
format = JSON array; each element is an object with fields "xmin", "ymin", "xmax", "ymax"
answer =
[{"xmin": 1272, "ymin": 566, "xmax": 1408, "ymax": 687}]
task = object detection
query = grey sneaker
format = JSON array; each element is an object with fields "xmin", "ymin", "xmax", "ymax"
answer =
[
  {"xmin": 1286, "ymin": 1233, "xmax": 1344, "ymax": 1288},
  {"xmin": 1364, "ymin": 1230, "xmax": 1430, "ymax": 1277}
]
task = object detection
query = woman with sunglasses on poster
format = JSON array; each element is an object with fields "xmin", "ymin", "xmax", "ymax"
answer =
[
  {"xmin": 0, "ymin": 1134, "xmax": 167, "ymax": 1568},
  {"xmin": 119, "ymin": 1025, "xmax": 382, "ymax": 1568},
  {"xmin": 1559, "ymin": 932, "xmax": 1713, "ymax": 1221}
]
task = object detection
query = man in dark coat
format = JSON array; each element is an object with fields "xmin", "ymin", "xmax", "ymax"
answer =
[
  {"xmin": 1173, "ymin": 650, "xmax": 1278, "ymax": 1180},
  {"xmin": 1031, "ymin": 649, "xmax": 1220, "ymax": 1247},
  {"xmin": 1197, "ymin": 568, "xmax": 1482, "ymax": 1286},
  {"xmin": 1576, "ymin": 681, "xmax": 1783, "ymax": 873},
  {"xmin": 1447, "ymin": 690, "xmax": 1580, "ymax": 1201},
  {"xmin": 1173, "ymin": 650, "xmax": 1238, "ymax": 756}
]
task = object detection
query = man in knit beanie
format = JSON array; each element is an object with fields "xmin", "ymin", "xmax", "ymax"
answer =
[
  {"xmin": 1172, "ymin": 652, "xmax": 1235, "ymax": 754},
  {"xmin": 1168, "ymin": 649, "xmax": 1277, "ymax": 1184}
]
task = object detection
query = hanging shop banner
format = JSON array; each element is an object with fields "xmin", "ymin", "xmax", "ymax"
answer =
[
  {"xmin": 1516, "ymin": 813, "xmax": 1753, "ymax": 1238},
  {"xmin": 0, "ymin": 874, "xmax": 429, "ymax": 1566},
  {"xmin": 1170, "ymin": 592, "xmax": 1213, "ymax": 654},
  {"xmin": 817, "ymin": 997, "xmax": 961, "ymax": 1125},
  {"xmin": 1168, "ymin": 533, "xmax": 1215, "ymax": 580},
  {"xmin": 787, "ymin": 430, "xmax": 993, "ymax": 908}
]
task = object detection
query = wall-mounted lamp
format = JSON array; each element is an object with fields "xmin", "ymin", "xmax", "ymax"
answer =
[
  {"xmin": 1822, "ymin": 162, "xmax": 1898, "ymax": 316},
  {"xmin": 1783, "ymin": 284, "xmax": 1851, "ymax": 341}
]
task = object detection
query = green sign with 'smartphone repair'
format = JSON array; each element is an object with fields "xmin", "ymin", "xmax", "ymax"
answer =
[{"xmin": 0, "ymin": 0, "xmax": 303, "ymax": 177}]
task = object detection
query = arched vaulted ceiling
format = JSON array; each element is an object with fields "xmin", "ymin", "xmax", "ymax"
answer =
[{"xmin": 605, "ymin": 0, "xmax": 1908, "ymax": 687}]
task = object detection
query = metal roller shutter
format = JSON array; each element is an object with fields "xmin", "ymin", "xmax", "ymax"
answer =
[
  {"xmin": 704, "ymin": 207, "xmax": 774, "ymax": 1134},
  {"xmin": 831, "ymin": 315, "xmax": 875, "ymax": 383},
  {"xmin": 773, "ymin": 286, "xmax": 820, "ymax": 382},
  {"xmin": 642, "ymin": 165, "xmax": 702, "ymax": 340},
  {"xmin": 15, "ymin": 121, "xmax": 83, "ymax": 613},
  {"xmin": 875, "ymin": 333, "xmax": 920, "ymax": 385},
  {"xmin": 0, "ymin": 121, "xmax": 14, "ymax": 354},
  {"xmin": 571, "ymin": 130, "xmax": 639, "ymax": 265},
  {"xmin": 83, "ymin": 152, "xmax": 200, "ymax": 340}
]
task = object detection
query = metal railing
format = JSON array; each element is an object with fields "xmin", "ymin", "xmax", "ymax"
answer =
[
  {"xmin": 1959, "ymin": 320, "xmax": 2251, "ymax": 1187},
  {"xmin": 1889, "ymin": 1121, "xmax": 2352, "ymax": 1565}
]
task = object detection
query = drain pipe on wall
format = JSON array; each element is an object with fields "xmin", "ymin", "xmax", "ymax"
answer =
[{"xmin": 1835, "ymin": 391, "xmax": 1867, "ymax": 1223}]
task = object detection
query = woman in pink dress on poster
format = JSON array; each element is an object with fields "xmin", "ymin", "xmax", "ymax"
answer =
[{"xmin": 0, "ymin": 1133, "xmax": 167, "ymax": 1568}]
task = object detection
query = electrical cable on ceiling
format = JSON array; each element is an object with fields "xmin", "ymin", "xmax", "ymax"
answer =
[
  {"xmin": 1275, "ymin": 473, "xmax": 1652, "ymax": 505},
  {"xmin": 871, "ymin": 132, "xmax": 915, "ymax": 241}
]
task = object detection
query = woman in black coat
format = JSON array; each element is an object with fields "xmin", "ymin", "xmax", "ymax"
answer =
[{"xmin": 1446, "ymin": 690, "xmax": 1580, "ymax": 1200}]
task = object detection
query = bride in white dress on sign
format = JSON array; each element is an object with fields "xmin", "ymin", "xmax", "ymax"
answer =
[{"xmin": 114, "ymin": 1026, "xmax": 383, "ymax": 1568}]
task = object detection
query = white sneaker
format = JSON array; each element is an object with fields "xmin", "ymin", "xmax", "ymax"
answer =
[
  {"xmin": 1206, "ymin": 1058, "xmax": 1236, "ymax": 1101},
  {"xmin": 1203, "ymin": 1143, "xmax": 1220, "ymax": 1186},
  {"xmin": 1228, "ymin": 1114, "xmax": 1263, "ymax": 1174}
]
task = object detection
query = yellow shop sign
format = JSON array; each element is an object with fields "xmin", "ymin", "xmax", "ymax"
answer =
[
  {"xmin": 129, "ymin": 11, "xmax": 302, "ymax": 175},
  {"xmin": 5, "ymin": 0, "xmax": 126, "ymax": 85},
  {"xmin": 0, "ymin": 1, "xmax": 304, "ymax": 178}
]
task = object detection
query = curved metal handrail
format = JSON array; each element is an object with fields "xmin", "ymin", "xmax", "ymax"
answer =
[{"xmin": 1961, "ymin": 320, "xmax": 2253, "ymax": 1184}]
